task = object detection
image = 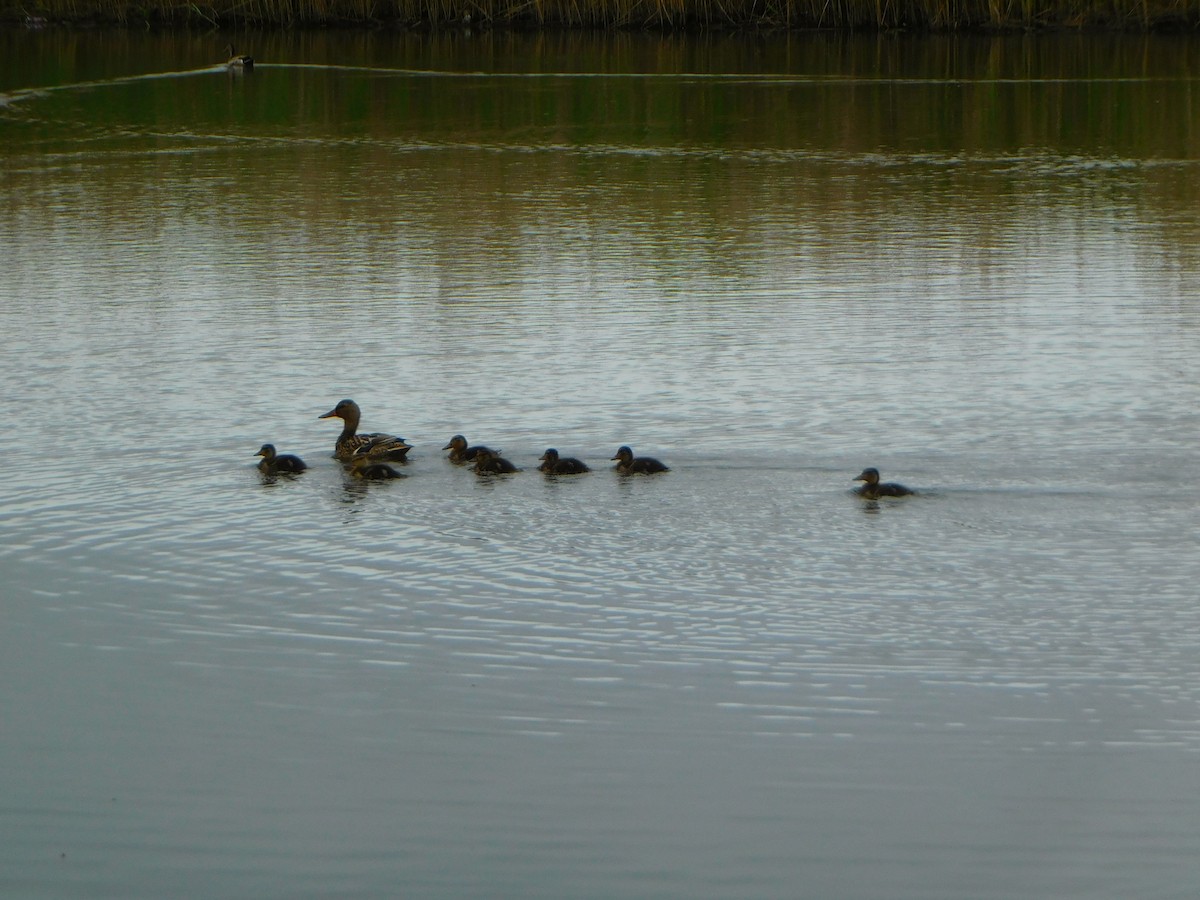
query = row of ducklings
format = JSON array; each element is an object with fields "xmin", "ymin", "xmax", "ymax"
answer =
[
  {"xmin": 255, "ymin": 399, "xmax": 912, "ymax": 498},
  {"xmin": 256, "ymin": 443, "xmax": 910, "ymax": 497},
  {"xmin": 254, "ymin": 398, "xmax": 670, "ymax": 479},
  {"xmin": 255, "ymin": 440, "xmax": 669, "ymax": 479}
]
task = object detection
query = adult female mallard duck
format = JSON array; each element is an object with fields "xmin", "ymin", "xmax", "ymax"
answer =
[
  {"xmin": 224, "ymin": 44, "xmax": 254, "ymax": 70},
  {"xmin": 538, "ymin": 448, "xmax": 590, "ymax": 475},
  {"xmin": 349, "ymin": 456, "xmax": 405, "ymax": 480},
  {"xmin": 854, "ymin": 467, "xmax": 913, "ymax": 499},
  {"xmin": 255, "ymin": 444, "xmax": 306, "ymax": 474},
  {"xmin": 319, "ymin": 399, "xmax": 412, "ymax": 462},
  {"xmin": 442, "ymin": 434, "xmax": 498, "ymax": 464},
  {"xmin": 472, "ymin": 447, "xmax": 519, "ymax": 475},
  {"xmin": 611, "ymin": 445, "xmax": 669, "ymax": 475}
]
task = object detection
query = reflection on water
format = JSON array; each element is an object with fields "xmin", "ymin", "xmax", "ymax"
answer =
[{"xmin": 2, "ymin": 29, "xmax": 1200, "ymax": 900}]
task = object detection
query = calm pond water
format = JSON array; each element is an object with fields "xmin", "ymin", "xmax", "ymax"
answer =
[{"xmin": 2, "ymin": 27, "xmax": 1200, "ymax": 899}]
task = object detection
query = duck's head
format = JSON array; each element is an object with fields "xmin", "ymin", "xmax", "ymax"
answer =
[
  {"xmin": 256, "ymin": 444, "xmax": 276, "ymax": 460},
  {"xmin": 854, "ymin": 467, "xmax": 881, "ymax": 485},
  {"xmin": 540, "ymin": 448, "xmax": 560, "ymax": 463},
  {"xmin": 611, "ymin": 446, "xmax": 633, "ymax": 463},
  {"xmin": 319, "ymin": 399, "xmax": 359, "ymax": 422},
  {"xmin": 443, "ymin": 434, "xmax": 467, "ymax": 452}
]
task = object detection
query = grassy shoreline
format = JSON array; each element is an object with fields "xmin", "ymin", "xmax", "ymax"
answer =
[{"xmin": 6, "ymin": 0, "xmax": 1200, "ymax": 29}]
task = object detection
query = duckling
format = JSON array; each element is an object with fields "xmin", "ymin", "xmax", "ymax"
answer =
[
  {"xmin": 319, "ymin": 399, "xmax": 412, "ymax": 462},
  {"xmin": 472, "ymin": 446, "xmax": 519, "ymax": 475},
  {"xmin": 854, "ymin": 467, "xmax": 913, "ymax": 499},
  {"xmin": 611, "ymin": 445, "xmax": 669, "ymax": 475},
  {"xmin": 349, "ymin": 455, "xmax": 405, "ymax": 480},
  {"xmin": 442, "ymin": 434, "xmax": 498, "ymax": 464},
  {"xmin": 255, "ymin": 443, "xmax": 307, "ymax": 474},
  {"xmin": 539, "ymin": 448, "xmax": 590, "ymax": 475},
  {"xmin": 224, "ymin": 43, "xmax": 254, "ymax": 69}
]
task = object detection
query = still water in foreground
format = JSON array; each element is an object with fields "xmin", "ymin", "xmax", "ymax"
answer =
[{"xmin": 2, "ymin": 28, "xmax": 1199, "ymax": 899}]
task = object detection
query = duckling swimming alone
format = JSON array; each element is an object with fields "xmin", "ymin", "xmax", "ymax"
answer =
[
  {"xmin": 854, "ymin": 467, "xmax": 913, "ymax": 499},
  {"xmin": 442, "ymin": 434, "xmax": 498, "ymax": 464},
  {"xmin": 349, "ymin": 455, "xmax": 405, "ymax": 480},
  {"xmin": 472, "ymin": 447, "xmax": 519, "ymax": 475},
  {"xmin": 255, "ymin": 443, "xmax": 307, "ymax": 474},
  {"xmin": 319, "ymin": 399, "xmax": 412, "ymax": 462},
  {"xmin": 224, "ymin": 43, "xmax": 254, "ymax": 69},
  {"xmin": 611, "ymin": 445, "xmax": 669, "ymax": 475},
  {"xmin": 539, "ymin": 448, "xmax": 590, "ymax": 475}
]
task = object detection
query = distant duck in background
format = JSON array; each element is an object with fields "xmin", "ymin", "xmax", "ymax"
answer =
[
  {"xmin": 224, "ymin": 44, "xmax": 254, "ymax": 70},
  {"xmin": 611, "ymin": 445, "xmax": 669, "ymax": 475},
  {"xmin": 319, "ymin": 399, "xmax": 412, "ymax": 462},
  {"xmin": 538, "ymin": 448, "xmax": 590, "ymax": 475},
  {"xmin": 255, "ymin": 444, "xmax": 307, "ymax": 474},
  {"xmin": 853, "ymin": 467, "xmax": 913, "ymax": 499},
  {"xmin": 472, "ymin": 447, "xmax": 519, "ymax": 475},
  {"xmin": 443, "ymin": 434, "xmax": 498, "ymax": 464}
]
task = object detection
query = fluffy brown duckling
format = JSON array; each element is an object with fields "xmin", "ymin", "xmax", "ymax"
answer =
[
  {"xmin": 442, "ymin": 434, "xmax": 498, "ymax": 464},
  {"xmin": 854, "ymin": 467, "xmax": 913, "ymax": 499},
  {"xmin": 349, "ymin": 455, "xmax": 406, "ymax": 480},
  {"xmin": 538, "ymin": 448, "xmax": 590, "ymax": 475},
  {"xmin": 255, "ymin": 444, "xmax": 307, "ymax": 474},
  {"xmin": 319, "ymin": 399, "xmax": 412, "ymax": 462},
  {"xmin": 472, "ymin": 447, "xmax": 519, "ymax": 475},
  {"xmin": 611, "ymin": 445, "xmax": 669, "ymax": 475}
]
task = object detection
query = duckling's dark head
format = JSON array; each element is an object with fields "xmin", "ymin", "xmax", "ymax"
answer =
[
  {"xmin": 611, "ymin": 446, "xmax": 633, "ymax": 462},
  {"xmin": 443, "ymin": 434, "xmax": 467, "ymax": 451},
  {"xmin": 319, "ymin": 399, "xmax": 359, "ymax": 421},
  {"xmin": 256, "ymin": 444, "xmax": 276, "ymax": 459},
  {"xmin": 473, "ymin": 447, "xmax": 496, "ymax": 460},
  {"xmin": 540, "ymin": 449, "xmax": 560, "ymax": 463},
  {"xmin": 855, "ymin": 468, "xmax": 881, "ymax": 485}
]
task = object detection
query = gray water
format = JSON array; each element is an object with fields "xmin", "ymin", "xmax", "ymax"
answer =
[{"xmin": 2, "ymin": 29, "xmax": 1199, "ymax": 899}]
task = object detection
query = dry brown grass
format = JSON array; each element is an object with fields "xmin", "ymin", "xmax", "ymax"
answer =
[{"xmin": 6, "ymin": 0, "xmax": 1200, "ymax": 27}]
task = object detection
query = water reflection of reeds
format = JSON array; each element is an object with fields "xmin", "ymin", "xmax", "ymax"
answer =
[
  {"xmin": 5, "ymin": 31, "xmax": 1199, "ymax": 294},
  {"xmin": 4, "ymin": 31, "xmax": 1199, "ymax": 161},
  {"xmin": 4, "ymin": 31, "xmax": 1200, "ymax": 306}
]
